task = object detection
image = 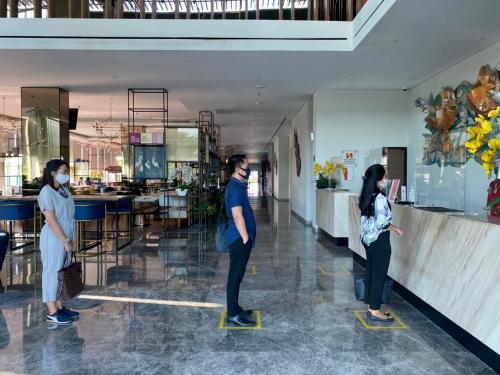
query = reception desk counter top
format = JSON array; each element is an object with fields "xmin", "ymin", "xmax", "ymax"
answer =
[{"xmin": 348, "ymin": 197, "xmax": 500, "ymax": 354}]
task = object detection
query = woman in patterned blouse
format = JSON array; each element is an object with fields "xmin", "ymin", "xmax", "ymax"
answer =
[{"xmin": 359, "ymin": 164, "xmax": 404, "ymax": 322}]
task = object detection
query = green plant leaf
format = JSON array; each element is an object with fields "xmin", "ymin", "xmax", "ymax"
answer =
[{"xmin": 485, "ymin": 196, "xmax": 500, "ymax": 209}]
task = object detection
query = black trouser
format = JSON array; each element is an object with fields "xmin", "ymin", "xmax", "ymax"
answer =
[
  {"xmin": 363, "ymin": 231, "xmax": 391, "ymax": 310},
  {"xmin": 227, "ymin": 238, "xmax": 252, "ymax": 317}
]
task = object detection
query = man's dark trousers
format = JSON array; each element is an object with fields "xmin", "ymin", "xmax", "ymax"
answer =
[{"xmin": 227, "ymin": 238, "xmax": 252, "ymax": 317}]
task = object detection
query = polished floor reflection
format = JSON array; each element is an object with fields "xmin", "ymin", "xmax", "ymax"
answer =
[{"xmin": 0, "ymin": 199, "xmax": 495, "ymax": 375}]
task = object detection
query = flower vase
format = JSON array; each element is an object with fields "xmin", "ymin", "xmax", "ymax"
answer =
[{"xmin": 175, "ymin": 189, "xmax": 188, "ymax": 196}]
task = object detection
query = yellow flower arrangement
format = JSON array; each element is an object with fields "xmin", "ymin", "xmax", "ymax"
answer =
[
  {"xmin": 312, "ymin": 160, "xmax": 347, "ymax": 189},
  {"xmin": 465, "ymin": 106, "xmax": 500, "ymax": 177},
  {"xmin": 313, "ymin": 162, "xmax": 322, "ymax": 177}
]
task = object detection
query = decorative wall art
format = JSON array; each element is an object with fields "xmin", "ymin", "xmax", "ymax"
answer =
[
  {"xmin": 415, "ymin": 64, "xmax": 500, "ymax": 169},
  {"xmin": 293, "ymin": 128, "xmax": 302, "ymax": 177},
  {"xmin": 134, "ymin": 146, "xmax": 165, "ymax": 179},
  {"xmin": 467, "ymin": 65, "xmax": 499, "ymax": 116},
  {"xmin": 274, "ymin": 152, "xmax": 278, "ymax": 175}
]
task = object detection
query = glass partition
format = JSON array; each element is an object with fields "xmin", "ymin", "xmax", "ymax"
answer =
[{"xmin": 415, "ymin": 163, "xmax": 466, "ymax": 212}]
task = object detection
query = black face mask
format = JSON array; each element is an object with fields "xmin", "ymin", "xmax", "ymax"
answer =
[{"xmin": 238, "ymin": 167, "xmax": 251, "ymax": 180}]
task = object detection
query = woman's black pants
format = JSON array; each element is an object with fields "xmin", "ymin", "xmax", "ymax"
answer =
[
  {"xmin": 363, "ymin": 231, "xmax": 391, "ymax": 310},
  {"xmin": 227, "ymin": 238, "xmax": 252, "ymax": 317}
]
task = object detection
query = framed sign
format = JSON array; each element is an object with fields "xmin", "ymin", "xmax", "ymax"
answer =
[
  {"xmin": 130, "ymin": 133, "xmax": 141, "ymax": 144},
  {"xmin": 388, "ymin": 179, "xmax": 400, "ymax": 202},
  {"xmin": 342, "ymin": 150, "xmax": 358, "ymax": 167},
  {"xmin": 152, "ymin": 132, "xmax": 163, "ymax": 144},
  {"xmin": 141, "ymin": 132, "xmax": 153, "ymax": 144},
  {"xmin": 130, "ymin": 132, "xmax": 164, "ymax": 145}
]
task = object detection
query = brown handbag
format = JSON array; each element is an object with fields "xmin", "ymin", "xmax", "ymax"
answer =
[{"xmin": 56, "ymin": 253, "xmax": 84, "ymax": 300}]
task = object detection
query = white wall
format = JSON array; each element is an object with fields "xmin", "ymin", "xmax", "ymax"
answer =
[
  {"xmin": 313, "ymin": 90, "xmax": 410, "ymax": 193},
  {"xmin": 290, "ymin": 98, "xmax": 314, "ymax": 223},
  {"xmin": 273, "ymin": 136, "xmax": 290, "ymax": 200},
  {"xmin": 408, "ymin": 41, "xmax": 500, "ymax": 213}
]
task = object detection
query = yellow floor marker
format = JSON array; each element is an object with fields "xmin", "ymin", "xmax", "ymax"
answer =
[
  {"xmin": 318, "ymin": 266, "xmax": 332, "ymax": 275},
  {"xmin": 218, "ymin": 311, "xmax": 262, "ymax": 330},
  {"xmin": 318, "ymin": 266, "xmax": 350, "ymax": 277},
  {"xmin": 247, "ymin": 265, "xmax": 256, "ymax": 275},
  {"xmin": 353, "ymin": 310, "xmax": 409, "ymax": 330},
  {"xmin": 341, "ymin": 267, "xmax": 353, "ymax": 276}
]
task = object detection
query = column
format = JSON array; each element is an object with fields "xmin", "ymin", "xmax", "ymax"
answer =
[
  {"xmin": 9, "ymin": 0, "xmax": 18, "ymax": 18},
  {"xmin": 0, "ymin": 0, "xmax": 7, "ymax": 18},
  {"xmin": 139, "ymin": 0, "xmax": 145, "ymax": 18},
  {"xmin": 21, "ymin": 88, "xmax": 70, "ymax": 183},
  {"xmin": 34, "ymin": 0, "xmax": 42, "ymax": 18},
  {"xmin": 81, "ymin": 0, "xmax": 89, "ymax": 18},
  {"xmin": 152, "ymin": 0, "xmax": 157, "ymax": 18}
]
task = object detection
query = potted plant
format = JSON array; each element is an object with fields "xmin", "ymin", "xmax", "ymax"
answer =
[
  {"xmin": 313, "ymin": 160, "xmax": 346, "ymax": 190},
  {"xmin": 168, "ymin": 166, "xmax": 198, "ymax": 196}
]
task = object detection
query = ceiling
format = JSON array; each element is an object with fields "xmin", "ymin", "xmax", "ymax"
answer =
[{"xmin": 1, "ymin": 0, "xmax": 500, "ymax": 152}]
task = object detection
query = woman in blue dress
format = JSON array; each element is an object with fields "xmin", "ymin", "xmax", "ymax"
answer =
[{"xmin": 39, "ymin": 159, "xmax": 79, "ymax": 325}]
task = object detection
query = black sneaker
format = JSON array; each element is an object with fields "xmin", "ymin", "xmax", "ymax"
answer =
[
  {"xmin": 227, "ymin": 314, "xmax": 256, "ymax": 327},
  {"xmin": 60, "ymin": 307, "xmax": 80, "ymax": 320},
  {"xmin": 46, "ymin": 311, "xmax": 72, "ymax": 325}
]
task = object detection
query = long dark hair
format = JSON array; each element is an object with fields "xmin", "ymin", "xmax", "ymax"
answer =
[
  {"xmin": 359, "ymin": 164, "xmax": 386, "ymax": 217},
  {"xmin": 41, "ymin": 159, "xmax": 68, "ymax": 190}
]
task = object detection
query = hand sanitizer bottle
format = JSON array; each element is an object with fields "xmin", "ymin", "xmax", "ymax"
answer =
[{"xmin": 408, "ymin": 186, "xmax": 415, "ymax": 204}]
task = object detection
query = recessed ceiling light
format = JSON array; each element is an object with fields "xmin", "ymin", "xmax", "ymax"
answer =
[
  {"xmin": 255, "ymin": 101, "xmax": 259, "ymax": 105},
  {"xmin": 255, "ymin": 84, "xmax": 265, "ymax": 89}
]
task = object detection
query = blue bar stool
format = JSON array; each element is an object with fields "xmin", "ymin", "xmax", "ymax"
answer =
[
  {"xmin": 0, "ymin": 201, "xmax": 37, "ymax": 253},
  {"xmin": 107, "ymin": 197, "xmax": 134, "ymax": 252},
  {"xmin": 74, "ymin": 201, "xmax": 106, "ymax": 256}
]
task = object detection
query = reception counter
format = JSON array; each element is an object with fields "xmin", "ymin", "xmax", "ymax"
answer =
[
  {"xmin": 348, "ymin": 197, "xmax": 500, "ymax": 355},
  {"xmin": 316, "ymin": 190, "xmax": 358, "ymax": 240}
]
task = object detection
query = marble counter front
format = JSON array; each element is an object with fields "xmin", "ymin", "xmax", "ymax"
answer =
[
  {"xmin": 316, "ymin": 190, "xmax": 358, "ymax": 238},
  {"xmin": 348, "ymin": 197, "xmax": 500, "ymax": 354}
]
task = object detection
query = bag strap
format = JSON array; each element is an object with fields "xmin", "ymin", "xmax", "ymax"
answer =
[{"xmin": 64, "ymin": 251, "xmax": 77, "ymax": 267}]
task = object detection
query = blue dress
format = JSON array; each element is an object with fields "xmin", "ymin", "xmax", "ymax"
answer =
[{"xmin": 38, "ymin": 185, "xmax": 75, "ymax": 303}]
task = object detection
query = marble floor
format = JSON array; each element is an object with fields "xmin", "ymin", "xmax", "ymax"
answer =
[{"xmin": 0, "ymin": 198, "xmax": 496, "ymax": 375}]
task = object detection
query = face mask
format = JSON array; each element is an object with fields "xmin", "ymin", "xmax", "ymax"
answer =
[
  {"xmin": 379, "ymin": 179, "xmax": 389, "ymax": 190},
  {"xmin": 55, "ymin": 174, "xmax": 70, "ymax": 185},
  {"xmin": 238, "ymin": 167, "xmax": 251, "ymax": 180}
]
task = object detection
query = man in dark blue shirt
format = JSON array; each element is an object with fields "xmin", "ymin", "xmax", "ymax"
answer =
[{"xmin": 224, "ymin": 154, "xmax": 256, "ymax": 327}]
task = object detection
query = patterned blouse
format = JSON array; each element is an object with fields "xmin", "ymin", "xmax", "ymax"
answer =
[{"xmin": 360, "ymin": 193, "xmax": 392, "ymax": 246}]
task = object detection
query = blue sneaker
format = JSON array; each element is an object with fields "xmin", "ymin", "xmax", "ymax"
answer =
[
  {"xmin": 46, "ymin": 311, "xmax": 72, "ymax": 325},
  {"xmin": 60, "ymin": 307, "xmax": 80, "ymax": 320}
]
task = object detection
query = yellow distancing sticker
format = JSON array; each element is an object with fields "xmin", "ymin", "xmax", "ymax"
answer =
[
  {"xmin": 219, "ymin": 310, "xmax": 262, "ymax": 330},
  {"xmin": 318, "ymin": 266, "xmax": 351, "ymax": 277},
  {"xmin": 248, "ymin": 265, "xmax": 257, "ymax": 275},
  {"xmin": 353, "ymin": 310, "xmax": 409, "ymax": 330}
]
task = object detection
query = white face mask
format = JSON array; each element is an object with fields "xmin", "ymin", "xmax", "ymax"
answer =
[
  {"xmin": 379, "ymin": 179, "xmax": 389, "ymax": 190},
  {"xmin": 55, "ymin": 174, "xmax": 70, "ymax": 185}
]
